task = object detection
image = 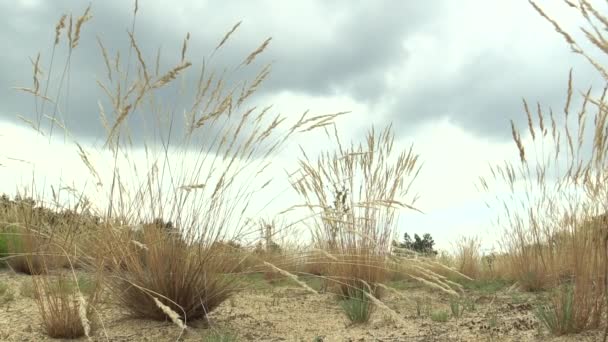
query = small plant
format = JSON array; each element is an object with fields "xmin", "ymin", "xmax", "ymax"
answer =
[
  {"xmin": 450, "ymin": 298, "xmax": 464, "ymax": 318},
  {"xmin": 340, "ymin": 287, "xmax": 373, "ymax": 324},
  {"xmin": 0, "ymin": 281, "xmax": 16, "ymax": 311},
  {"xmin": 535, "ymin": 285, "xmax": 575, "ymax": 335},
  {"xmin": 205, "ymin": 329, "xmax": 238, "ymax": 342},
  {"xmin": 31, "ymin": 272, "xmax": 103, "ymax": 339},
  {"xmin": 430, "ymin": 309, "xmax": 450, "ymax": 322}
]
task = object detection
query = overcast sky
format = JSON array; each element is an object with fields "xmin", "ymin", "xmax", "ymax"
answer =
[{"xmin": 1, "ymin": 0, "xmax": 606, "ymax": 252}]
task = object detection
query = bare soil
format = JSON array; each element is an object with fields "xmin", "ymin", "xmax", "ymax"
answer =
[{"xmin": 0, "ymin": 269, "xmax": 603, "ymax": 341}]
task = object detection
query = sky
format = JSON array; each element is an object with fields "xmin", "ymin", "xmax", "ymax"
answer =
[{"xmin": 1, "ymin": 0, "xmax": 607, "ymax": 252}]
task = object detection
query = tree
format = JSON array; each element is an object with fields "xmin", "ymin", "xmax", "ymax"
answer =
[{"xmin": 395, "ymin": 232, "xmax": 437, "ymax": 256}]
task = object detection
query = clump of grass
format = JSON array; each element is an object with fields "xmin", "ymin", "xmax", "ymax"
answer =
[
  {"xmin": 535, "ymin": 285, "xmax": 575, "ymax": 335},
  {"xmin": 430, "ymin": 309, "xmax": 450, "ymax": 323},
  {"xmin": 31, "ymin": 271, "xmax": 103, "ymax": 339},
  {"xmin": 453, "ymin": 236, "xmax": 481, "ymax": 279},
  {"xmin": 100, "ymin": 222, "xmax": 242, "ymax": 324},
  {"xmin": 339, "ymin": 287, "xmax": 374, "ymax": 324},
  {"xmin": 289, "ymin": 125, "xmax": 453, "ymax": 320}
]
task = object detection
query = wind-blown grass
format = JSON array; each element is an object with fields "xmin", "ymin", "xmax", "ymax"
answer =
[
  {"xmin": 479, "ymin": 1, "xmax": 608, "ymax": 335},
  {"xmin": 11, "ymin": 0, "xmax": 347, "ymax": 334}
]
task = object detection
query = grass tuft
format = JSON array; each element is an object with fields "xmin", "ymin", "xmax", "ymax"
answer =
[{"xmin": 339, "ymin": 287, "xmax": 374, "ymax": 324}]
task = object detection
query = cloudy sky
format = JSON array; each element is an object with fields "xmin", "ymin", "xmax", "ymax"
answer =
[{"xmin": 1, "ymin": 0, "xmax": 606, "ymax": 252}]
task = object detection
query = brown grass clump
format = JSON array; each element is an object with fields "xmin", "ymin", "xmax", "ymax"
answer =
[
  {"xmin": 290, "ymin": 125, "xmax": 456, "ymax": 309},
  {"xmin": 31, "ymin": 271, "xmax": 103, "ymax": 339},
  {"xmin": 101, "ymin": 222, "xmax": 240, "ymax": 323},
  {"xmin": 453, "ymin": 236, "xmax": 481, "ymax": 279}
]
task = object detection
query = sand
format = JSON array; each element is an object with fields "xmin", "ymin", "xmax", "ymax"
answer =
[{"xmin": 0, "ymin": 269, "xmax": 604, "ymax": 341}]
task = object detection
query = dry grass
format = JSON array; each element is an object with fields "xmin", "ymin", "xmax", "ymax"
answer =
[
  {"xmin": 12, "ymin": 0, "xmax": 608, "ymax": 339},
  {"xmin": 8, "ymin": 0, "xmax": 349, "ymax": 334},
  {"xmin": 99, "ymin": 221, "xmax": 243, "ymax": 323},
  {"xmin": 31, "ymin": 271, "xmax": 103, "ymax": 339},
  {"xmin": 453, "ymin": 236, "xmax": 481, "ymax": 280},
  {"xmin": 0, "ymin": 193, "xmax": 92, "ymax": 274},
  {"xmin": 288, "ymin": 124, "xmax": 460, "ymax": 318},
  {"xmin": 479, "ymin": 1, "xmax": 608, "ymax": 335}
]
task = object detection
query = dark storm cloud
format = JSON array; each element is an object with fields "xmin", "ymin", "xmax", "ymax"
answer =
[
  {"xmin": 385, "ymin": 47, "xmax": 605, "ymax": 142},
  {"xmin": 4, "ymin": 0, "xmax": 603, "ymax": 147},
  {"xmin": 0, "ymin": 0, "xmax": 449, "ymax": 144}
]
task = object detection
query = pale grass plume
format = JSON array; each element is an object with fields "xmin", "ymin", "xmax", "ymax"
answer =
[
  {"xmin": 96, "ymin": 36, "xmax": 113, "ymax": 81},
  {"xmin": 181, "ymin": 32, "xmax": 190, "ymax": 63},
  {"xmin": 242, "ymin": 37, "xmax": 272, "ymax": 66},
  {"xmin": 152, "ymin": 297, "xmax": 187, "ymax": 330},
  {"xmin": 152, "ymin": 61, "xmax": 193, "ymax": 89},
  {"xmin": 358, "ymin": 280, "xmax": 408, "ymax": 326},
  {"xmin": 263, "ymin": 261, "xmax": 318, "ymax": 294},
  {"xmin": 215, "ymin": 21, "xmax": 242, "ymax": 52},
  {"xmin": 55, "ymin": 14, "xmax": 67, "ymax": 45},
  {"xmin": 72, "ymin": 4, "xmax": 92, "ymax": 49},
  {"xmin": 411, "ymin": 276, "xmax": 460, "ymax": 297},
  {"xmin": 77, "ymin": 294, "xmax": 91, "ymax": 339},
  {"xmin": 127, "ymin": 31, "xmax": 150, "ymax": 83}
]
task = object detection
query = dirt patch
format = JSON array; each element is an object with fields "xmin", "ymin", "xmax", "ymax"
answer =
[{"xmin": 0, "ymin": 269, "xmax": 604, "ymax": 341}]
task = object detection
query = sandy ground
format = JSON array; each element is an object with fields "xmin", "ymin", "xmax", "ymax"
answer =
[{"xmin": 0, "ymin": 269, "xmax": 605, "ymax": 342}]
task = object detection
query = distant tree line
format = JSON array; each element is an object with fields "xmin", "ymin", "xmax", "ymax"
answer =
[{"xmin": 392, "ymin": 232, "xmax": 438, "ymax": 256}]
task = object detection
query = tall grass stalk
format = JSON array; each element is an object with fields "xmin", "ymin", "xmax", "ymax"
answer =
[{"xmin": 480, "ymin": 1, "xmax": 608, "ymax": 334}]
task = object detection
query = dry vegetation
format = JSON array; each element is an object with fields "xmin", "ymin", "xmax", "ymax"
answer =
[{"xmin": 2, "ymin": 0, "xmax": 608, "ymax": 341}]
